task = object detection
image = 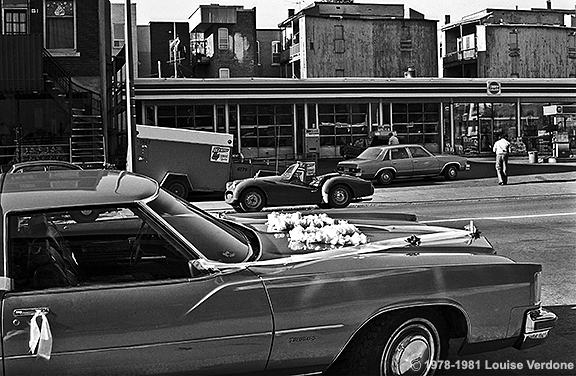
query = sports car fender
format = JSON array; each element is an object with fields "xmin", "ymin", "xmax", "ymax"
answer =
[{"xmin": 320, "ymin": 176, "xmax": 342, "ymax": 203}]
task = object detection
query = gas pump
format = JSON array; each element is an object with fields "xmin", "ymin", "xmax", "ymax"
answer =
[{"xmin": 543, "ymin": 105, "xmax": 574, "ymax": 158}]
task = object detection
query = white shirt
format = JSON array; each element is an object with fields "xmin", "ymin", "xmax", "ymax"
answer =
[
  {"xmin": 388, "ymin": 136, "xmax": 399, "ymax": 145},
  {"xmin": 493, "ymin": 138, "xmax": 510, "ymax": 155}
]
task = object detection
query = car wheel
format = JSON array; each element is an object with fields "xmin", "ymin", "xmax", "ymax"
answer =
[
  {"xmin": 332, "ymin": 310, "xmax": 447, "ymax": 376},
  {"xmin": 377, "ymin": 170, "xmax": 394, "ymax": 185},
  {"xmin": 165, "ymin": 179, "xmax": 190, "ymax": 199},
  {"xmin": 444, "ymin": 165, "xmax": 458, "ymax": 181},
  {"xmin": 239, "ymin": 188, "xmax": 266, "ymax": 212},
  {"xmin": 328, "ymin": 185, "xmax": 352, "ymax": 208},
  {"xmin": 69, "ymin": 209, "xmax": 101, "ymax": 223}
]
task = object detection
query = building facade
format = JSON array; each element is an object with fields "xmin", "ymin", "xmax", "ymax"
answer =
[
  {"xmin": 442, "ymin": 7, "xmax": 576, "ymax": 78},
  {"xmin": 278, "ymin": 3, "xmax": 438, "ymax": 78},
  {"xmin": 133, "ymin": 78, "xmax": 576, "ymax": 160},
  {"xmin": 188, "ymin": 5, "xmax": 261, "ymax": 78},
  {"xmin": 0, "ymin": 0, "xmax": 112, "ymax": 168}
]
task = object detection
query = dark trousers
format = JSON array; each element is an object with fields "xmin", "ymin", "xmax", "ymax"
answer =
[{"xmin": 495, "ymin": 153, "xmax": 508, "ymax": 184}]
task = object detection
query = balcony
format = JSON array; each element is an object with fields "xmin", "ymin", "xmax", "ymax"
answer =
[
  {"xmin": 443, "ymin": 48, "xmax": 477, "ymax": 67},
  {"xmin": 290, "ymin": 43, "xmax": 301, "ymax": 62}
]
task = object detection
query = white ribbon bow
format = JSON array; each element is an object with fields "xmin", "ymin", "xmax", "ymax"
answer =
[{"xmin": 29, "ymin": 310, "xmax": 53, "ymax": 360}]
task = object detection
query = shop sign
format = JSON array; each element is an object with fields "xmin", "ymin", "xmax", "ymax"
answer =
[{"xmin": 487, "ymin": 81, "xmax": 501, "ymax": 95}]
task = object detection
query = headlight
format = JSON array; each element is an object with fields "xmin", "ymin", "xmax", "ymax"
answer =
[
  {"xmin": 533, "ymin": 271, "xmax": 542, "ymax": 306},
  {"xmin": 226, "ymin": 181, "xmax": 236, "ymax": 190}
]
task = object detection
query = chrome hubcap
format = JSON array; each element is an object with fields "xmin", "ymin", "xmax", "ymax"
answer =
[
  {"xmin": 245, "ymin": 192, "xmax": 262, "ymax": 208},
  {"xmin": 381, "ymin": 321, "xmax": 437, "ymax": 376},
  {"xmin": 333, "ymin": 189, "xmax": 348, "ymax": 204}
]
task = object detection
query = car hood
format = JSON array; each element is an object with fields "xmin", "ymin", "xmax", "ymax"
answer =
[{"xmin": 216, "ymin": 210, "xmax": 495, "ymax": 265}]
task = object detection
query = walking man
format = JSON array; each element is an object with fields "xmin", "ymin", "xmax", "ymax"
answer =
[
  {"xmin": 388, "ymin": 132, "xmax": 399, "ymax": 145},
  {"xmin": 493, "ymin": 133, "xmax": 511, "ymax": 185}
]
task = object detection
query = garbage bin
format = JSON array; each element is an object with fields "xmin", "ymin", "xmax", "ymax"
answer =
[{"xmin": 528, "ymin": 151, "xmax": 538, "ymax": 164}]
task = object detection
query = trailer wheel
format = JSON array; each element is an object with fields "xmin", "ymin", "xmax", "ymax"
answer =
[{"xmin": 165, "ymin": 178, "xmax": 190, "ymax": 199}]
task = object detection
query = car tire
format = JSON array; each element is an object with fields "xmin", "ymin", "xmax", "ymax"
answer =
[
  {"xmin": 332, "ymin": 309, "xmax": 447, "ymax": 376},
  {"xmin": 328, "ymin": 185, "xmax": 352, "ymax": 208},
  {"xmin": 69, "ymin": 209, "xmax": 101, "ymax": 223},
  {"xmin": 377, "ymin": 170, "xmax": 394, "ymax": 185},
  {"xmin": 165, "ymin": 179, "xmax": 190, "ymax": 199},
  {"xmin": 239, "ymin": 188, "xmax": 266, "ymax": 212},
  {"xmin": 232, "ymin": 205, "xmax": 245, "ymax": 213},
  {"xmin": 444, "ymin": 165, "xmax": 459, "ymax": 181}
]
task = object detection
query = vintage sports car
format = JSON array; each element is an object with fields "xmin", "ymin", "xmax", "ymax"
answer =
[
  {"xmin": 225, "ymin": 161, "xmax": 374, "ymax": 212},
  {"xmin": 0, "ymin": 169, "xmax": 556, "ymax": 376},
  {"xmin": 337, "ymin": 144, "xmax": 470, "ymax": 185}
]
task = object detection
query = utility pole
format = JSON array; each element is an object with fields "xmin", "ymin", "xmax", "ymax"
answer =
[{"xmin": 124, "ymin": 0, "xmax": 136, "ymax": 171}]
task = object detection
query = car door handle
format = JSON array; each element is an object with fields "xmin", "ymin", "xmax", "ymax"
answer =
[{"xmin": 13, "ymin": 307, "xmax": 50, "ymax": 317}]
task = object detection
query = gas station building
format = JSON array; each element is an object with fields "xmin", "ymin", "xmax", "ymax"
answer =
[{"xmin": 133, "ymin": 77, "xmax": 576, "ymax": 161}]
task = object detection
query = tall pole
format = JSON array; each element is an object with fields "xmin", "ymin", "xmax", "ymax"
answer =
[{"xmin": 124, "ymin": 0, "xmax": 136, "ymax": 171}]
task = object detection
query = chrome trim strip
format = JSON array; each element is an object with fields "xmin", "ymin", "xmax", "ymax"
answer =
[
  {"xmin": 275, "ymin": 324, "xmax": 344, "ymax": 336},
  {"xmin": 4, "ymin": 331, "xmax": 272, "ymax": 360}
]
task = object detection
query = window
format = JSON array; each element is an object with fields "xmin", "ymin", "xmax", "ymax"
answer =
[
  {"xmin": 113, "ymin": 23, "xmax": 124, "ymax": 48},
  {"xmin": 8, "ymin": 207, "xmax": 191, "ymax": 291},
  {"xmin": 219, "ymin": 68, "xmax": 230, "ymax": 79},
  {"xmin": 4, "ymin": 9, "xmax": 27, "ymax": 34},
  {"xmin": 334, "ymin": 25, "xmax": 344, "ymax": 53},
  {"xmin": 45, "ymin": 0, "xmax": 76, "ymax": 50},
  {"xmin": 391, "ymin": 148, "xmax": 409, "ymax": 160},
  {"xmin": 409, "ymin": 146, "xmax": 432, "ymax": 158},
  {"xmin": 271, "ymin": 41, "xmax": 280, "ymax": 66},
  {"xmin": 218, "ymin": 27, "xmax": 228, "ymax": 50}
]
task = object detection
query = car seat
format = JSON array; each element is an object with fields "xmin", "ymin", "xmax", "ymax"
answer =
[{"xmin": 26, "ymin": 215, "xmax": 80, "ymax": 289}]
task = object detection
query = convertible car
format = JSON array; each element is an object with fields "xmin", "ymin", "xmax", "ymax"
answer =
[
  {"xmin": 0, "ymin": 169, "xmax": 556, "ymax": 376},
  {"xmin": 225, "ymin": 162, "xmax": 374, "ymax": 212}
]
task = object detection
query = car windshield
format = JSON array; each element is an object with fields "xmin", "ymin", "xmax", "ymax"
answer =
[
  {"xmin": 357, "ymin": 147, "xmax": 384, "ymax": 160},
  {"xmin": 280, "ymin": 164, "xmax": 298, "ymax": 180},
  {"xmin": 147, "ymin": 190, "xmax": 255, "ymax": 263}
]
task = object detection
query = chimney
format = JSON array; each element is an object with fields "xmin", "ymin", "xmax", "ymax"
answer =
[
  {"xmin": 288, "ymin": 8, "xmax": 295, "ymax": 17},
  {"xmin": 547, "ymin": 0, "xmax": 552, "ymax": 9},
  {"xmin": 445, "ymin": 15, "xmax": 451, "ymax": 25}
]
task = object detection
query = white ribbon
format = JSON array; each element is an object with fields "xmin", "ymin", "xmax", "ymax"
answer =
[{"xmin": 29, "ymin": 310, "xmax": 53, "ymax": 360}]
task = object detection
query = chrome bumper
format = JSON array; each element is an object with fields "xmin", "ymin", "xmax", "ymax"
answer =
[{"xmin": 515, "ymin": 307, "xmax": 557, "ymax": 350}]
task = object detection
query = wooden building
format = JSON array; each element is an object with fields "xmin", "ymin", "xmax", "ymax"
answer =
[
  {"xmin": 442, "ymin": 7, "xmax": 576, "ymax": 78},
  {"xmin": 278, "ymin": 3, "xmax": 438, "ymax": 78}
]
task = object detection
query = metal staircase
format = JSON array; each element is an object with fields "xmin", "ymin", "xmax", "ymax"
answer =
[{"xmin": 42, "ymin": 50, "xmax": 106, "ymax": 168}]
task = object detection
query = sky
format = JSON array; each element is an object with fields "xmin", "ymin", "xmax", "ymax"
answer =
[{"xmin": 120, "ymin": 0, "xmax": 576, "ymax": 27}]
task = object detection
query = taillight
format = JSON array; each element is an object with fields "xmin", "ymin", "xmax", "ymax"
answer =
[{"xmin": 533, "ymin": 271, "xmax": 542, "ymax": 306}]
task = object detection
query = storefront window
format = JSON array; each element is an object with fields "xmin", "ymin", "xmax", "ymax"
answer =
[
  {"xmin": 239, "ymin": 104, "xmax": 294, "ymax": 158},
  {"xmin": 392, "ymin": 103, "xmax": 440, "ymax": 152},
  {"xmin": 521, "ymin": 103, "xmax": 548, "ymax": 153},
  {"xmin": 317, "ymin": 103, "xmax": 369, "ymax": 158}
]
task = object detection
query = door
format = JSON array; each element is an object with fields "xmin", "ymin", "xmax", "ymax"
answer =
[
  {"xmin": 480, "ymin": 118, "xmax": 494, "ymax": 152},
  {"xmin": 2, "ymin": 209, "xmax": 273, "ymax": 376},
  {"xmin": 389, "ymin": 147, "xmax": 413, "ymax": 177},
  {"xmin": 408, "ymin": 146, "xmax": 440, "ymax": 176}
]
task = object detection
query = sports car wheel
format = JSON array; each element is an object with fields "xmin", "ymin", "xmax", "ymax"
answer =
[
  {"xmin": 239, "ymin": 188, "xmax": 266, "ymax": 212},
  {"xmin": 443, "ymin": 166, "xmax": 458, "ymax": 181},
  {"xmin": 377, "ymin": 170, "xmax": 394, "ymax": 185},
  {"xmin": 328, "ymin": 185, "xmax": 352, "ymax": 208}
]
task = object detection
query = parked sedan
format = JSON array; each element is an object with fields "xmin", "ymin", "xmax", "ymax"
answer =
[
  {"xmin": 0, "ymin": 170, "xmax": 556, "ymax": 376},
  {"xmin": 225, "ymin": 161, "xmax": 374, "ymax": 212},
  {"xmin": 337, "ymin": 144, "xmax": 470, "ymax": 185}
]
